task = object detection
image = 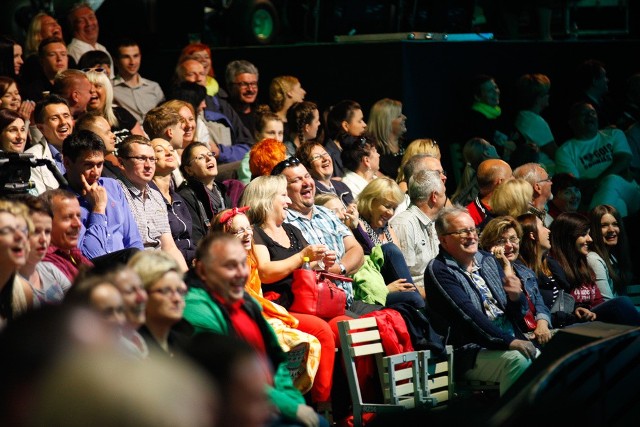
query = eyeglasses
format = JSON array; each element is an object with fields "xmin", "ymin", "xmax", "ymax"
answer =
[
  {"xmin": 442, "ymin": 227, "xmax": 480, "ymax": 237},
  {"xmin": 271, "ymin": 157, "xmax": 301, "ymax": 176},
  {"xmin": 233, "ymin": 81, "xmax": 258, "ymax": 89},
  {"xmin": 229, "ymin": 226, "xmax": 253, "ymax": 237},
  {"xmin": 0, "ymin": 225, "xmax": 29, "ymax": 236},
  {"xmin": 82, "ymin": 67, "xmax": 107, "ymax": 74},
  {"xmin": 495, "ymin": 236, "xmax": 520, "ymax": 246},
  {"xmin": 537, "ymin": 176, "xmax": 552, "ymax": 183},
  {"xmin": 124, "ymin": 156, "xmax": 156, "ymax": 164},
  {"xmin": 149, "ymin": 286, "xmax": 188, "ymax": 297},
  {"xmin": 190, "ymin": 152, "xmax": 216, "ymax": 164},
  {"xmin": 309, "ymin": 152, "xmax": 330, "ymax": 163}
]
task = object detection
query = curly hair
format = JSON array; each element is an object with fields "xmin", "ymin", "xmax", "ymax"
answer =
[{"xmin": 249, "ymin": 138, "xmax": 287, "ymax": 178}]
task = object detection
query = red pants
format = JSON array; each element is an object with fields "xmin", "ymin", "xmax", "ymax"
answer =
[{"xmin": 291, "ymin": 313, "xmax": 351, "ymax": 402}]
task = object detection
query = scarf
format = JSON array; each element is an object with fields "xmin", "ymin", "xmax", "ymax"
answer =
[{"xmin": 472, "ymin": 102, "xmax": 502, "ymax": 120}]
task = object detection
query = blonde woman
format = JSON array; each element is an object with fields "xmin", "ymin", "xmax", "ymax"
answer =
[
  {"xmin": 490, "ymin": 178, "xmax": 533, "ymax": 218},
  {"xmin": 367, "ymin": 98, "xmax": 407, "ymax": 179},
  {"xmin": 85, "ymin": 70, "xmax": 144, "ymax": 144},
  {"xmin": 0, "ymin": 200, "xmax": 34, "ymax": 325},
  {"xmin": 128, "ymin": 250, "xmax": 189, "ymax": 356}
]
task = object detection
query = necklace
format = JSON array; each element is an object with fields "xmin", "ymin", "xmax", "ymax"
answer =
[{"xmin": 362, "ymin": 219, "xmax": 392, "ymax": 246}]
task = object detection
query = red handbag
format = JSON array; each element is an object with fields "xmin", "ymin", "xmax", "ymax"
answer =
[{"xmin": 290, "ymin": 269, "xmax": 350, "ymax": 319}]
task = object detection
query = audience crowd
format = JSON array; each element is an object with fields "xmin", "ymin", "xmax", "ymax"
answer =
[{"xmin": 1, "ymin": 3, "xmax": 640, "ymax": 426}]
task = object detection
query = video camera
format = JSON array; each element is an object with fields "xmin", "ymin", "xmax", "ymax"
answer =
[{"xmin": 0, "ymin": 152, "xmax": 68, "ymax": 195}]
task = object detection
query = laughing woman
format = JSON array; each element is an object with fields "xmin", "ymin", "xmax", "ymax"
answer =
[
  {"xmin": 85, "ymin": 70, "xmax": 144, "ymax": 144},
  {"xmin": 479, "ymin": 216, "xmax": 552, "ymax": 345},
  {"xmin": 354, "ymin": 177, "xmax": 425, "ymax": 307},
  {"xmin": 0, "ymin": 200, "xmax": 34, "ymax": 326},
  {"xmin": 549, "ymin": 212, "xmax": 640, "ymax": 326},
  {"xmin": 587, "ymin": 205, "xmax": 633, "ymax": 300}
]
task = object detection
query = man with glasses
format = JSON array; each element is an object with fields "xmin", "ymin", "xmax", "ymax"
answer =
[
  {"xmin": 514, "ymin": 162, "xmax": 554, "ymax": 226},
  {"xmin": 425, "ymin": 206, "xmax": 537, "ymax": 396},
  {"xmin": 117, "ymin": 135, "xmax": 188, "ymax": 272},
  {"xmin": 224, "ymin": 60, "xmax": 260, "ymax": 136},
  {"xmin": 61, "ymin": 130, "xmax": 143, "ymax": 263}
]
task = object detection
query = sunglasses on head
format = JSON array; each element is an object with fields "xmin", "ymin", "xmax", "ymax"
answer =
[{"xmin": 271, "ymin": 157, "xmax": 301, "ymax": 176}]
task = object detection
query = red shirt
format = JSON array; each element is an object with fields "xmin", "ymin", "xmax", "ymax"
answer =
[{"xmin": 43, "ymin": 245, "xmax": 93, "ymax": 283}]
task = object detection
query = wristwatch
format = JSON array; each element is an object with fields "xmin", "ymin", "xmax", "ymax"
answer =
[{"xmin": 339, "ymin": 263, "xmax": 347, "ymax": 275}]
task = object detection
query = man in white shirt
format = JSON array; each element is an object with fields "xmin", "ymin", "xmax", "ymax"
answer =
[
  {"xmin": 66, "ymin": 3, "xmax": 114, "ymax": 78},
  {"xmin": 391, "ymin": 169, "xmax": 446, "ymax": 292},
  {"xmin": 26, "ymin": 95, "xmax": 74, "ymax": 194},
  {"xmin": 555, "ymin": 102, "xmax": 640, "ymax": 217}
]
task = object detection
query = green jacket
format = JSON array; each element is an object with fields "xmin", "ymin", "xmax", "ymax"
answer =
[
  {"xmin": 183, "ymin": 287, "xmax": 305, "ymax": 420},
  {"xmin": 352, "ymin": 244, "xmax": 389, "ymax": 306}
]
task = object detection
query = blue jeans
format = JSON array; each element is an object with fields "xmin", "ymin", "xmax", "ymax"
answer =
[
  {"xmin": 591, "ymin": 295, "xmax": 640, "ymax": 326},
  {"xmin": 380, "ymin": 243, "xmax": 425, "ymax": 309}
]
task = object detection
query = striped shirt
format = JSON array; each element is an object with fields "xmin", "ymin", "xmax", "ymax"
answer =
[{"xmin": 119, "ymin": 178, "xmax": 171, "ymax": 249}]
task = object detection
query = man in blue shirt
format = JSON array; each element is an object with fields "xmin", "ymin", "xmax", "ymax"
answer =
[{"xmin": 61, "ymin": 129, "xmax": 143, "ymax": 262}]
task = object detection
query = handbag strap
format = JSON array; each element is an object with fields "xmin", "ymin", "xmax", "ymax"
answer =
[{"xmin": 319, "ymin": 271, "xmax": 353, "ymax": 283}]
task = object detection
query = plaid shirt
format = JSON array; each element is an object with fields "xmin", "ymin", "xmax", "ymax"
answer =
[
  {"xmin": 286, "ymin": 205, "xmax": 354, "ymax": 304},
  {"xmin": 119, "ymin": 178, "xmax": 170, "ymax": 249}
]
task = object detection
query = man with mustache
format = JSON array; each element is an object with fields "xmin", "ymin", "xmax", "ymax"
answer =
[{"xmin": 224, "ymin": 60, "xmax": 260, "ymax": 137}]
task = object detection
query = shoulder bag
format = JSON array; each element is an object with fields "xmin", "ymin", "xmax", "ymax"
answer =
[{"xmin": 290, "ymin": 269, "xmax": 350, "ymax": 319}]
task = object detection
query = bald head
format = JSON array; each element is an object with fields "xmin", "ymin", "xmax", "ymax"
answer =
[
  {"xmin": 477, "ymin": 159, "xmax": 512, "ymax": 195},
  {"xmin": 178, "ymin": 59, "xmax": 206, "ymax": 87},
  {"xmin": 513, "ymin": 162, "xmax": 553, "ymax": 206}
]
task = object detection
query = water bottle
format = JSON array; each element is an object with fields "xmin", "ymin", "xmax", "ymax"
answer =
[{"xmin": 302, "ymin": 256, "xmax": 311, "ymax": 270}]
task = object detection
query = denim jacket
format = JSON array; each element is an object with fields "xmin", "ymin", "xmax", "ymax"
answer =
[{"xmin": 513, "ymin": 260, "xmax": 553, "ymax": 328}]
